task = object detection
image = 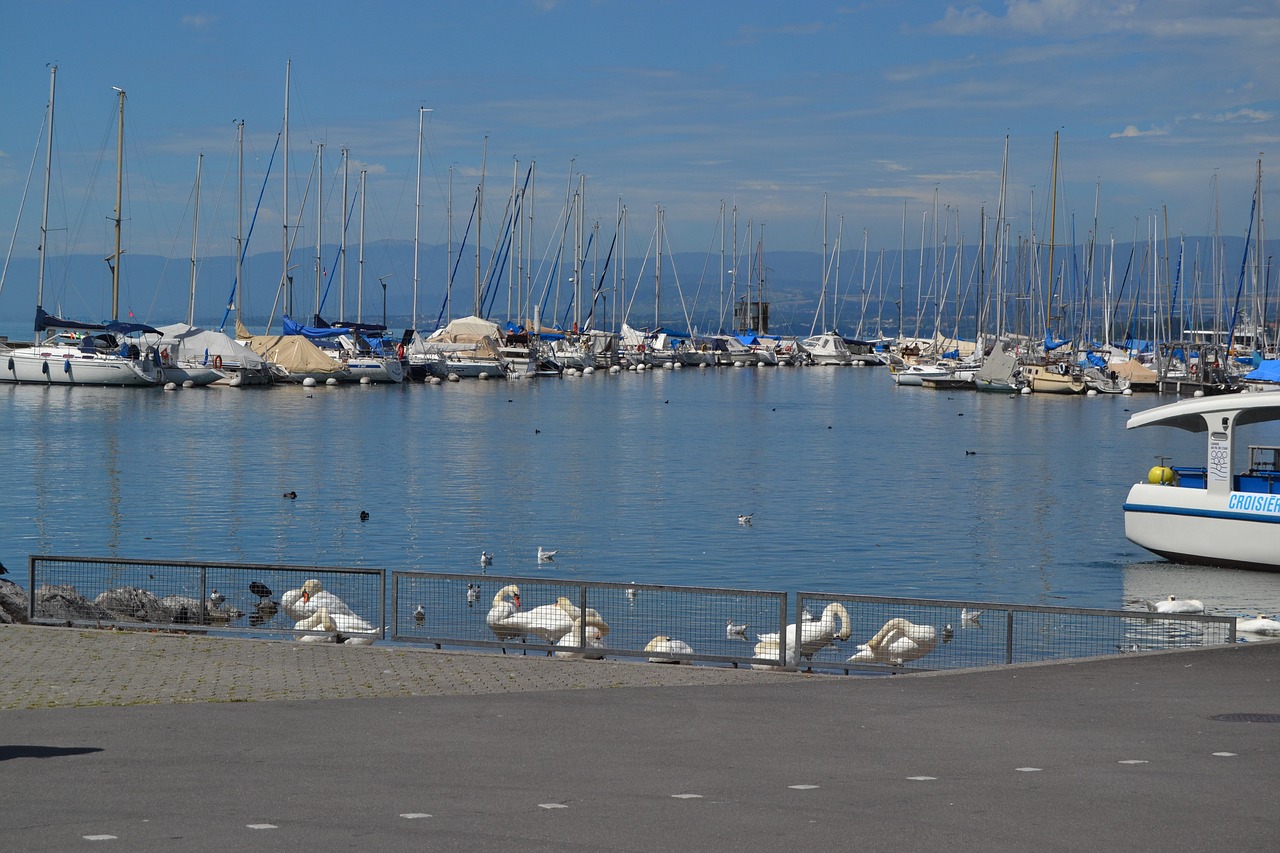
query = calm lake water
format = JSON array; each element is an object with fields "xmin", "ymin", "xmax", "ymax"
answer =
[{"xmin": 4, "ymin": 348, "xmax": 1280, "ymax": 617}]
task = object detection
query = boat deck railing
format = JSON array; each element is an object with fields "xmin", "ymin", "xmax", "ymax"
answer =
[{"xmin": 20, "ymin": 556, "xmax": 1238, "ymax": 674}]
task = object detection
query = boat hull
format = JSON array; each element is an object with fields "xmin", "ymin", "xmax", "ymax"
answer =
[
  {"xmin": 2, "ymin": 347, "xmax": 160, "ymax": 387},
  {"xmin": 1123, "ymin": 482, "xmax": 1280, "ymax": 572}
]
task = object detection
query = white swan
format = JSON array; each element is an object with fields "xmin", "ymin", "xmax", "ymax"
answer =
[
  {"xmin": 847, "ymin": 617, "xmax": 940, "ymax": 665},
  {"xmin": 554, "ymin": 622, "xmax": 606, "ymax": 659},
  {"xmin": 1131, "ymin": 595, "xmax": 1205, "ymax": 614},
  {"xmin": 645, "ymin": 635, "xmax": 694, "ymax": 663},
  {"xmin": 485, "ymin": 584, "xmax": 523, "ymax": 641},
  {"xmin": 1236, "ymin": 613, "xmax": 1280, "ymax": 636},
  {"xmin": 281, "ymin": 579, "xmax": 379, "ymax": 645},
  {"xmin": 752, "ymin": 602, "xmax": 851, "ymax": 669},
  {"xmin": 294, "ymin": 607, "xmax": 338, "ymax": 643},
  {"xmin": 554, "ymin": 597, "xmax": 610, "ymax": 638}
]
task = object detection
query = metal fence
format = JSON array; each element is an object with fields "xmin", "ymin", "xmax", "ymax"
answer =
[
  {"xmin": 25, "ymin": 556, "xmax": 1239, "ymax": 672},
  {"xmin": 27, "ymin": 555, "xmax": 385, "ymax": 644},
  {"xmin": 391, "ymin": 571, "xmax": 789, "ymax": 667},
  {"xmin": 791, "ymin": 593, "xmax": 1238, "ymax": 674}
]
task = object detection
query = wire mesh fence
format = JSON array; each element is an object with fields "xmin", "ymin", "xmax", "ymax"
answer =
[
  {"xmin": 392, "ymin": 571, "xmax": 788, "ymax": 666},
  {"xmin": 24, "ymin": 556, "xmax": 1239, "ymax": 672},
  {"xmin": 789, "ymin": 593, "xmax": 1238, "ymax": 674},
  {"xmin": 27, "ymin": 555, "xmax": 385, "ymax": 643}
]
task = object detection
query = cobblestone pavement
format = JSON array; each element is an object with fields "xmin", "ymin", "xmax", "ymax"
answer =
[{"xmin": 0, "ymin": 624, "xmax": 803, "ymax": 709}]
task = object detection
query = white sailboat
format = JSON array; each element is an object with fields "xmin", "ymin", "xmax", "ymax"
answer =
[{"xmin": 2, "ymin": 72, "xmax": 161, "ymax": 388}]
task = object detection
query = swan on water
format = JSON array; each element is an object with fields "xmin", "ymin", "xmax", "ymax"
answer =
[
  {"xmin": 645, "ymin": 635, "xmax": 695, "ymax": 663},
  {"xmin": 752, "ymin": 602, "xmax": 851, "ymax": 669},
  {"xmin": 847, "ymin": 617, "xmax": 940, "ymax": 665},
  {"xmin": 281, "ymin": 579, "xmax": 379, "ymax": 645},
  {"xmin": 1130, "ymin": 595, "xmax": 1205, "ymax": 614},
  {"xmin": 1236, "ymin": 614, "xmax": 1280, "ymax": 636}
]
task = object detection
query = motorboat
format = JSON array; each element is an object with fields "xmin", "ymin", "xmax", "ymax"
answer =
[{"xmin": 1122, "ymin": 393, "xmax": 1280, "ymax": 571}]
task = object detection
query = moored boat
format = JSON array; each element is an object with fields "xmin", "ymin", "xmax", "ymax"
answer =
[{"xmin": 1122, "ymin": 393, "xmax": 1280, "ymax": 571}]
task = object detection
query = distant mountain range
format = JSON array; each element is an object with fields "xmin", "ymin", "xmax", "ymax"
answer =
[{"xmin": 0, "ymin": 235, "xmax": 1266, "ymax": 339}]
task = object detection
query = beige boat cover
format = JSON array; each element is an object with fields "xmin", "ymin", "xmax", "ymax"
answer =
[
  {"xmin": 427, "ymin": 315, "xmax": 502, "ymax": 344},
  {"xmin": 242, "ymin": 335, "xmax": 345, "ymax": 374},
  {"xmin": 1112, "ymin": 359, "xmax": 1159, "ymax": 384}
]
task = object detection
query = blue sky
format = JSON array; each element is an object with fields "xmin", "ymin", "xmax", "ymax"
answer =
[{"xmin": 1, "ymin": 0, "xmax": 1278, "ymax": 271}]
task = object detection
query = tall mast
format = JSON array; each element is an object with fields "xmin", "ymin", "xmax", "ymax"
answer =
[
  {"xmin": 357, "ymin": 168, "xmax": 366, "ymax": 324},
  {"xmin": 1046, "ymin": 130, "xmax": 1059, "ymax": 337},
  {"xmin": 109, "ymin": 86, "xmax": 125, "ymax": 321},
  {"xmin": 314, "ymin": 142, "xmax": 323, "ymax": 319},
  {"xmin": 413, "ymin": 106, "xmax": 426, "ymax": 330},
  {"xmin": 476, "ymin": 135, "xmax": 488, "ymax": 316},
  {"xmin": 654, "ymin": 204, "xmax": 662, "ymax": 328},
  {"xmin": 234, "ymin": 119, "xmax": 244, "ymax": 332},
  {"xmin": 340, "ymin": 146, "xmax": 348, "ymax": 320},
  {"xmin": 35, "ymin": 64, "xmax": 57, "ymax": 336},
  {"xmin": 282, "ymin": 60, "xmax": 291, "ymax": 318},
  {"xmin": 188, "ymin": 152, "xmax": 202, "ymax": 325}
]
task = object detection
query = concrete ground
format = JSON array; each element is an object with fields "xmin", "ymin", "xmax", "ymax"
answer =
[{"xmin": 2, "ymin": 624, "xmax": 1276, "ymax": 851}]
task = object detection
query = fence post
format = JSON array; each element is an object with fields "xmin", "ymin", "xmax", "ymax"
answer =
[{"xmin": 1005, "ymin": 610, "xmax": 1015, "ymax": 664}]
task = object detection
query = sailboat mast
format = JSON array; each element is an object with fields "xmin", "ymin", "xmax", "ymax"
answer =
[
  {"xmin": 357, "ymin": 168, "xmax": 366, "ymax": 324},
  {"xmin": 413, "ymin": 106, "xmax": 426, "ymax": 330},
  {"xmin": 188, "ymin": 152, "xmax": 202, "ymax": 325},
  {"xmin": 654, "ymin": 205, "xmax": 662, "ymax": 329},
  {"xmin": 234, "ymin": 119, "xmax": 244, "ymax": 333},
  {"xmin": 340, "ymin": 146, "xmax": 348, "ymax": 320},
  {"xmin": 282, "ymin": 60, "xmax": 291, "ymax": 319},
  {"xmin": 1046, "ymin": 130, "xmax": 1059, "ymax": 336},
  {"xmin": 314, "ymin": 142, "xmax": 323, "ymax": 318},
  {"xmin": 476, "ymin": 135, "xmax": 488, "ymax": 317},
  {"xmin": 35, "ymin": 65, "xmax": 56, "ymax": 338},
  {"xmin": 110, "ymin": 86, "xmax": 125, "ymax": 322}
]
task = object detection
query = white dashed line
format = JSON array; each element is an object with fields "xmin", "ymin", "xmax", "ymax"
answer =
[
  {"xmin": 1117, "ymin": 760, "xmax": 1148, "ymax": 765},
  {"xmin": 82, "ymin": 835, "xmax": 116, "ymax": 841},
  {"xmin": 1015, "ymin": 767, "xmax": 1042, "ymax": 772},
  {"xmin": 671, "ymin": 794, "xmax": 703, "ymax": 799},
  {"xmin": 246, "ymin": 824, "xmax": 278, "ymax": 830},
  {"xmin": 538, "ymin": 803, "xmax": 568, "ymax": 810},
  {"xmin": 400, "ymin": 813, "xmax": 432, "ymax": 819},
  {"xmin": 907, "ymin": 776, "xmax": 938, "ymax": 781},
  {"xmin": 1212, "ymin": 752, "xmax": 1237, "ymax": 757},
  {"xmin": 788, "ymin": 784, "xmax": 820, "ymax": 790}
]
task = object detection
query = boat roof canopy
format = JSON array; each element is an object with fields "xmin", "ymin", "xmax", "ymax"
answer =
[{"xmin": 1126, "ymin": 393, "xmax": 1280, "ymax": 433}]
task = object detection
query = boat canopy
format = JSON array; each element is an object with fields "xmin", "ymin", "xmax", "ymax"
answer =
[
  {"xmin": 154, "ymin": 323, "xmax": 267, "ymax": 369},
  {"xmin": 1126, "ymin": 393, "xmax": 1280, "ymax": 433}
]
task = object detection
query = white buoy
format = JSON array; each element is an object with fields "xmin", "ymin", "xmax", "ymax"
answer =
[
  {"xmin": 326, "ymin": 377, "xmax": 338, "ymax": 386},
  {"xmin": 478, "ymin": 372, "xmax": 490, "ymax": 380},
  {"xmin": 699, "ymin": 362, "xmax": 708, "ymax": 369},
  {"xmin": 609, "ymin": 365, "xmax": 621, "ymax": 374},
  {"xmin": 447, "ymin": 373, "xmax": 461, "ymax": 382},
  {"xmin": 360, "ymin": 375, "xmax": 371, "ymax": 385},
  {"xmin": 183, "ymin": 380, "xmax": 195, "ymax": 388},
  {"xmin": 733, "ymin": 361, "xmax": 744, "ymax": 369},
  {"xmin": 583, "ymin": 366, "xmax": 595, "ymax": 375},
  {"xmin": 302, "ymin": 377, "xmax": 317, "ymax": 387},
  {"xmin": 673, "ymin": 362, "xmax": 683, "ymax": 370},
  {"xmin": 1193, "ymin": 389, "xmax": 1205, "ymax": 397},
  {"xmin": 757, "ymin": 362, "xmax": 766, "ymax": 369},
  {"xmin": 430, "ymin": 376, "xmax": 443, "ymax": 385},
  {"xmin": 1122, "ymin": 388, "xmax": 1133, "ymax": 396},
  {"xmin": 1020, "ymin": 385, "xmax": 1031, "ymax": 395},
  {"xmin": 163, "ymin": 382, "xmax": 178, "ymax": 391},
  {"xmin": 1086, "ymin": 389, "xmax": 1098, "ymax": 397}
]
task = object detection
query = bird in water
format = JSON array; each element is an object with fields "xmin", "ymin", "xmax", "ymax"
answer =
[
  {"xmin": 359, "ymin": 510, "xmax": 369, "ymax": 521},
  {"xmin": 209, "ymin": 588, "xmax": 226, "ymax": 610},
  {"xmin": 412, "ymin": 603, "xmax": 426, "ymax": 625},
  {"xmin": 625, "ymin": 584, "xmax": 638, "ymax": 604},
  {"xmin": 467, "ymin": 584, "xmax": 480, "ymax": 607},
  {"xmin": 249, "ymin": 581, "xmax": 273, "ymax": 599},
  {"xmin": 283, "ymin": 491, "xmax": 297, "ymax": 499},
  {"xmin": 480, "ymin": 551, "xmax": 494, "ymax": 569},
  {"xmin": 538, "ymin": 547, "xmax": 557, "ymax": 563},
  {"xmin": 961, "ymin": 608, "xmax": 983, "ymax": 625},
  {"xmin": 726, "ymin": 619, "xmax": 749, "ymax": 639},
  {"xmin": 737, "ymin": 513, "xmax": 753, "ymax": 526}
]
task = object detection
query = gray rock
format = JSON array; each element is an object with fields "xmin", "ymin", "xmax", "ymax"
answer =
[
  {"xmin": 159, "ymin": 595, "xmax": 244, "ymax": 626},
  {"xmin": 0, "ymin": 578, "xmax": 29, "ymax": 623},
  {"xmin": 93, "ymin": 586, "xmax": 175, "ymax": 623},
  {"xmin": 35, "ymin": 584, "xmax": 113, "ymax": 622}
]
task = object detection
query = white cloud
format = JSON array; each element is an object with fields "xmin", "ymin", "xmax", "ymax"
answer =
[
  {"xmin": 1197, "ymin": 108, "xmax": 1273, "ymax": 124},
  {"xmin": 181, "ymin": 14, "xmax": 215, "ymax": 29},
  {"xmin": 1110, "ymin": 125, "xmax": 1168, "ymax": 138}
]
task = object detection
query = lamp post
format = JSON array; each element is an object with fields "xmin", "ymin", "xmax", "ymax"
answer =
[{"xmin": 378, "ymin": 274, "xmax": 392, "ymax": 329}]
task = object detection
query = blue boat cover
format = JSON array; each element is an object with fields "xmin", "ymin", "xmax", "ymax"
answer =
[
  {"xmin": 1044, "ymin": 330, "xmax": 1071, "ymax": 351},
  {"xmin": 1244, "ymin": 360, "xmax": 1280, "ymax": 382},
  {"xmin": 283, "ymin": 314, "xmax": 351, "ymax": 339},
  {"xmin": 35, "ymin": 306, "xmax": 106, "ymax": 332}
]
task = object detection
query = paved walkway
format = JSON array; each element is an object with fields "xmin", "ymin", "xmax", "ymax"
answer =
[{"xmin": 2, "ymin": 624, "xmax": 1277, "ymax": 851}]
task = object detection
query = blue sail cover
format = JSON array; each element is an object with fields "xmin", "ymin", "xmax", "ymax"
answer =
[
  {"xmin": 1084, "ymin": 352, "xmax": 1108, "ymax": 368},
  {"xmin": 105, "ymin": 320, "xmax": 163, "ymax": 336},
  {"xmin": 1244, "ymin": 360, "xmax": 1280, "ymax": 382},
  {"xmin": 1044, "ymin": 330, "xmax": 1071, "ymax": 351},
  {"xmin": 283, "ymin": 314, "xmax": 351, "ymax": 339},
  {"xmin": 35, "ymin": 306, "xmax": 106, "ymax": 332}
]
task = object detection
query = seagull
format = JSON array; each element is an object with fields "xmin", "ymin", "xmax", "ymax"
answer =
[
  {"xmin": 209, "ymin": 588, "xmax": 226, "ymax": 609},
  {"xmin": 467, "ymin": 584, "xmax": 480, "ymax": 607},
  {"xmin": 412, "ymin": 603, "xmax": 425, "ymax": 625},
  {"xmin": 359, "ymin": 510, "xmax": 369, "ymax": 521},
  {"xmin": 625, "ymin": 584, "xmax": 638, "ymax": 604},
  {"xmin": 283, "ymin": 490, "xmax": 297, "ymax": 499},
  {"xmin": 538, "ymin": 547, "xmax": 557, "ymax": 563},
  {"xmin": 961, "ymin": 608, "xmax": 983, "ymax": 625},
  {"xmin": 249, "ymin": 581, "xmax": 273, "ymax": 599},
  {"xmin": 738, "ymin": 513, "xmax": 753, "ymax": 526},
  {"xmin": 942, "ymin": 624, "xmax": 954, "ymax": 642},
  {"xmin": 480, "ymin": 551, "xmax": 494, "ymax": 568},
  {"xmin": 726, "ymin": 619, "xmax": 749, "ymax": 639}
]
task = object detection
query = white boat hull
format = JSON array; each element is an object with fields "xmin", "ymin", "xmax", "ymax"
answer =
[
  {"xmin": 345, "ymin": 357, "xmax": 404, "ymax": 383},
  {"xmin": 1124, "ymin": 482, "xmax": 1280, "ymax": 572},
  {"xmin": 2, "ymin": 346, "xmax": 160, "ymax": 387}
]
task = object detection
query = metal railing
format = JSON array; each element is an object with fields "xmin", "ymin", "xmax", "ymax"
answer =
[
  {"xmin": 24, "ymin": 556, "xmax": 1240, "ymax": 673},
  {"xmin": 391, "ymin": 571, "xmax": 788, "ymax": 667},
  {"xmin": 27, "ymin": 555, "xmax": 385, "ymax": 643}
]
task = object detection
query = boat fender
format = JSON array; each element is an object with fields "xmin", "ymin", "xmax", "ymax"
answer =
[
  {"xmin": 6, "ymin": 357, "xmax": 12, "ymax": 371},
  {"xmin": 396, "ymin": 344, "xmax": 405, "ymax": 359},
  {"xmin": 161, "ymin": 349, "xmax": 170, "ymax": 364},
  {"xmin": 63, "ymin": 358, "xmax": 71, "ymax": 373},
  {"xmin": 1148, "ymin": 466, "xmax": 1176, "ymax": 486},
  {"xmin": 213, "ymin": 355, "xmax": 223, "ymax": 369},
  {"xmin": 1190, "ymin": 363, "xmax": 1198, "ymax": 377},
  {"xmin": 41, "ymin": 360, "xmax": 49, "ymax": 375}
]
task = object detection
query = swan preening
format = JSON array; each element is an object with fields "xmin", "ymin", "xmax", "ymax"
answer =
[
  {"xmin": 1130, "ymin": 595, "xmax": 1206, "ymax": 614},
  {"xmin": 752, "ymin": 602, "xmax": 851, "ymax": 669},
  {"xmin": 645, "ymin": 635, "xmax": 694, "ymax": 663},
  {"xmin": 555, "ymin": 623, "xmax": 607, "ymax": 659},
  {"xmin": 293, "ymin": 606, "xmax": 338, "ymax": 643},
  {"xmin": 847, "ymin": 617, "xmax": 940, "ymax": 666},
  {"xmin": 485, "ymin": 585, "xmax": 610, "ymax": 646},
  {"xmin": 281, "ymin": 579, "xmax": 379, "ymax": 645}
]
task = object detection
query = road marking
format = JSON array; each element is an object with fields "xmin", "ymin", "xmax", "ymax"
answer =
[
  {"xmin": 788, "ymin": 784, "xmax": 819, "ymax": 790},
  {"xmin": 246, "ymin": 824, "xmax": 278, "ymax": 830},
  {"xmin": 538, "ymin": 803, "xmax": 568, "ymax": 809},
  {"xmin": 400, "ymin": 813, "xmax": 432, "ymax": 819},
  {"xmin": 1117, "ymin": 760, "xmax": 1148, "ymax": 765},
  {"xmin": 671, "ymin": 794, "xmax": 703, "ymax": 799},
  {"xmin": 82, "ymin": 836, "xmax": 116, "ymax": 841},
  {"xmin": 907, "ymin": 776, "xmax": 937, "ymax": 781},
  {"xmin": 1015, "ymin": 767, "xmax": 1042, "ymax": 772},
  {"xmin": 1212, "ymin": 752, "xmax": 1236, "ymax": 757}
]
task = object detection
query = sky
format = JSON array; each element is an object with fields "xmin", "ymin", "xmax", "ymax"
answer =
[{"xmin": 2, "ymin": 0, "xmax": 1279, "ymax": 317}]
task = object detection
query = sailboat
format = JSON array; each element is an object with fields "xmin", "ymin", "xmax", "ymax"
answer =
[{"xmin": 2, "ymin": 72, "xmax": 161, "ymax": 388}]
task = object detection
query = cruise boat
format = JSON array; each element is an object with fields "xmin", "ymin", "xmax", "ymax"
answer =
[{"xmin": 1123, "ymin": 393, "xmax": 1280, "ymax": 571}]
